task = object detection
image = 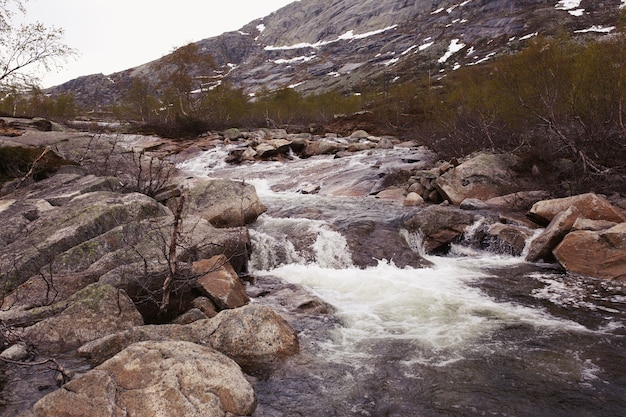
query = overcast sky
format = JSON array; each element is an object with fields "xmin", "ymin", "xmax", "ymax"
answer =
[{"xmin": 19, "ymin": 0, "xmax": 296, "ymax": 88}]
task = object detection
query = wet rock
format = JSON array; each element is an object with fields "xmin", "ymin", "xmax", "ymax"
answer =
[
  {"xmin": 22, "ymin": 283, "xmax": 143, "ymax": 354},
  {"xmin": 186, "ymin": 178, "xmax": 267, "ymax": 227},
  {"xmin": 33, "ymin": 341, "xmax": 256, "ymax": 417},
  {"xmin": 342, "ymin": 220, "xmax": 432, "ymax": 268},
  {"xmin": 528, "ymin": 193, "xmax": 626, "ymax": 225},
  {"xmin": 487, "ymin": 223, "xmax": 534, "ymax": 256},
  {"xmin": 192, "ymin": 255, "xmax": 250, "ymax": 310},
  {"xmin": 554, "ymin": 223, "xmax": 626, "ymax": 281},
  {"xmin": 434, "ymin": 153, "xmax": 521, "ymax": 205},
  {"xmin": 526, "ymin": 206, "xmax": 580, "ymax": 263},
  {"xmin": 403, "ymin": 205, "xmax": 476, "ymax": 253},
  {"xmin": 78, "ymin": 304, "xmax": 299, "ymax": 371}
]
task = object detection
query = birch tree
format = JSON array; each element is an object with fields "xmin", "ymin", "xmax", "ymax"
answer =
[{"xmin": 0, "ymin": 0, "xmax": 75, "ymax": 89}]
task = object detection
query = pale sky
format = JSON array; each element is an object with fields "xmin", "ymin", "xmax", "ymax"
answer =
[{"xmin": 18, "ymin": 0, "xmax": 296, "ymax": 88}]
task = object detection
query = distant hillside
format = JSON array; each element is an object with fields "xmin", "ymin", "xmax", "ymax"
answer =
[{"xmin": 49, "ymin": 0, "xmax": 625, "ymax": 110}]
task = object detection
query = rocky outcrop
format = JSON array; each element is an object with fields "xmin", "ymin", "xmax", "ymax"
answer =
[
  {"xmin": 21, "ymin": 283, "xmax": 143, "ymax": 354},
  {"xmin": 33, "ymin": 341, "xmax": 257, "ymax": 417},
  {"xmin": 78, "ymin": 304, "xmax": 299, "ymax": 371},
  {"xmin": 0, "ymin": 188, "xmax": 170, "ymax": 293},
  {"xmin": 434, "ymin": 153, "xmax": 521, "ymax": 206}
]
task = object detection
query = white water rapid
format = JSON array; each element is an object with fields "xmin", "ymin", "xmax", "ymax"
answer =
[{"xmin": 177, "ymin": 145, "xmax": 626, "ymax": 417}]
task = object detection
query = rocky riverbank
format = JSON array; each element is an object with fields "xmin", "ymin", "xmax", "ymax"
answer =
[{"xmin": 1, "ymin": 118, "xmax": 625, "ymax": 416}]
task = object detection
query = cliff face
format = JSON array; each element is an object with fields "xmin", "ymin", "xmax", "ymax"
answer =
[{"xmin": 50, "ymin": 0, "xmax": 625, "ymax": 109}]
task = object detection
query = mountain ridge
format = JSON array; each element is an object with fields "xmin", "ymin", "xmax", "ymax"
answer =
[{"xmin": 49, "ymin": 0, "xmax": 625, "ymax": 109}]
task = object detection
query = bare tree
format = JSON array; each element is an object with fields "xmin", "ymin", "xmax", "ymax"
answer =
[{"xmin": 0, "ymin": 0, "xmax": 76, "ymax": 89}]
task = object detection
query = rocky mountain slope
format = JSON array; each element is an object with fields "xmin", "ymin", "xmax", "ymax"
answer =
[{"xmin": 50, "ymin": 0, "xmax": 625, "ymax": 109}]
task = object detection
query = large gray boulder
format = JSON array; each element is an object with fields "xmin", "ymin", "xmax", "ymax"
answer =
[
  {"xmin": 554, "ymin": 223, "xmax": 626, "ymax": 281},
  {"xmin": 21, "ymin": 283, "xmax": 143, "ymax": 354},
  {"xmin": 78, "ymin": 304, "xmax": 299, "ymax": 371},
  {"xmin": 33, "ymin": 341, "xmax": 256, "ymax": 417},
  {"xmin": 434, "ymin": 153, "xmax": 521, "ymax": 205},
  {"xmin": 186, "ymin": 178, "xmax": 267, "ymax": 228}
]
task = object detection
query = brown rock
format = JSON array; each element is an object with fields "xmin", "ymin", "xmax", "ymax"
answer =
[
  {"xmin": 192, "ymin": 255, "xmax": 250, "ymax": 310},
  {"xmin": 485, "ymin": 190, "xmax": 551, "ymax": 211},
  {"xmin": 554, "ymin": 223, "xmax": 626, "ymax": 281},
  {"xmin": 526, "ymin": 206, "xmax": 579, "ymax": 263},
  {"xmin": 529, "ymin": 193, "xmax": 626, "ymax": 225}
]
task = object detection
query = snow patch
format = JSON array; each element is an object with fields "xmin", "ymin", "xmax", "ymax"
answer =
[
  {"xmin": 265, "ymin": 25, "xmax": 397, "ymax": 51},
  {"xmin": 419, "ymin": 41, "xmax": 434, "ymax": 51},
  {"xmin": 274, "ymin": 55, "xmax": 316, "ymax": 64},
  {"xmin": 575, "ymin": 25, "xmax": 615, "ymax": 34},
  {"xmin": 519, "ymin": 32, "xmax": 538, "ymax": 41},
  {"xmin": 438, "ymin": 39, "xmax": 466, "ymax": 63}
]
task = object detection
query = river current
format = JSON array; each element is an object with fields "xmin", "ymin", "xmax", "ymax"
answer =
[{"xmin": 177, "ymin": 145, "xmax": 626, "ymax": 417}]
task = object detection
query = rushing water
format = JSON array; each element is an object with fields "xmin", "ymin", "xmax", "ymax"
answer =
[{"xmin": 178, "ymin": 145, "xmax": 626, "ymax": 417}]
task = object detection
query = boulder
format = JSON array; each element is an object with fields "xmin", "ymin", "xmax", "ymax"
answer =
[
  {"xmin": 22, "ymin": 283, "xmax": 143, "ymax": 354},
  {"xmin": 0, "ymin": 343, "xmax": 30, "ymax": 361},
  {"xmin": 254, "ymin": 138, "xmax": 292, "ymax": 158},
  {"xmin": 403, "ymin": 205, "xmax": 477, "ymax": 253},
  {"xmin": 78, "ymin": 304, "xmax": 299, "ymax": 371},
  {"xmin": 192, "ymin": 255, "xmax": 250, "ymax": 310},
  {"xmin": 403, "ymin": 192, "xmax": 424, "ymax": 207},
  {"xmin": 302, "ymin": 139, "xmax": 341, "ymax": 157},
  {"xmin": 528, "ymin": 193, "xmax": 626, "ymax": 225},
  {"xmin": 186, "ymin": 178, "xmax": 267, "ymax": 227},
  {"xmin": 554, "ymin": 223, "xmax": 626, "ymax": 281},
  {"xmin": 485, "ymin": 190, "xmax": 551, "ymax": 211},
  {"xmin": 486, "ymin": 223, "xmax": 534, "ymax": 256},
  {"xmin": 434, "ymin": 153, "xmax": 520, "ymax": 205},
  {"xmin": 33, "ymin": 341, "xmax": 256, "ymax": 417},
  {"xmin": 459, "ymin": 198, "xmax": 489, "ymax": 210},
  {"xmin": 526, "ymin": 206, "xmax": 580, "ymax": 263}
]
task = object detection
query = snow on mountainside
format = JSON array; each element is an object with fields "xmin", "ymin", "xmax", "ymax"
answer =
[{"xmin": 50, "ymin": 0, "xmax": 626, "ymax": 109}]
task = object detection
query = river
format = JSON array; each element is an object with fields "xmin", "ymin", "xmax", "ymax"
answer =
[{"xmin": 177, "ymin": 144, "xmax": 626, "ymax": 417}]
